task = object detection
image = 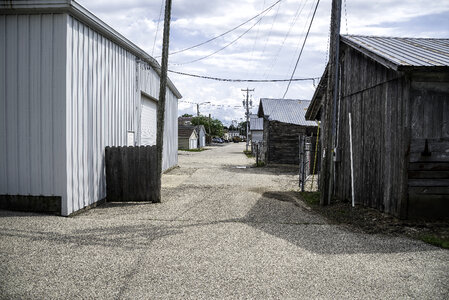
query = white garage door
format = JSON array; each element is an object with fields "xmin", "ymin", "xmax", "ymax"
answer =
[{"xmin": 140, "ymin": 95, "xmax": 157, "ymax": 146}]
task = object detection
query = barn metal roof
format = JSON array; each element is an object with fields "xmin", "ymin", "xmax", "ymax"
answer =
[
  {"xmin": 258, "ymin": 99, "xmax": 317, "ymax": 127},
  {"xmin": 249, "ymin": 115, "xmax": 264, "ymax": 131},
  {"xmin": 341, "ymin": 35, "xmax": 449, "ymax": 70}
]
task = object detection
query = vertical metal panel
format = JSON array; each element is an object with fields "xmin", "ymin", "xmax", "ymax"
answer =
[
  {"xmin": 66, "ymin": 16, "xmax": 142, "ymax": 215},
  {"xmin": 137, "ymin": 62, "xmax": 178, "ymax": 171},
  {"xmin": 0, "ymin": 14, "xmax": 67, "ymax": 207},
  {"xmin": 140, "ymin": 95, "xmax": 157, "ymax": 146},
  {"xmin": 0, "ymin": 16, "xmax": 6, "ymax": 193}
]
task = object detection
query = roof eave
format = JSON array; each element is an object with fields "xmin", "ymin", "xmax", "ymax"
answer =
[
  {"xmin": 340, "ymin": 35, "xmax": 400, "ymax": 71},
  {"xmin": 306, "ymin": 65, "xmax": 328, "ymax": 121},
  {"xmin": 0, "ymin": 0, "xmax": 182, "ymax": 99}
]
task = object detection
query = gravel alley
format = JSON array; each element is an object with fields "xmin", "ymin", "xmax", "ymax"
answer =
[{"xmin": 1, "ymin": 142, "xmax": 448, "ymax": 299}]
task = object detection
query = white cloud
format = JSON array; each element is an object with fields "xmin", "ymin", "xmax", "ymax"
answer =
[{"xmin": 76, "ymin": 0, "xmax": 449, "ymax": 125}]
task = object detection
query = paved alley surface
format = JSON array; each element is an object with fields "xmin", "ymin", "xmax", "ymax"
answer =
[{"xmin": 1, "ymin": 143, "xmax": 448, "ymax": 299}]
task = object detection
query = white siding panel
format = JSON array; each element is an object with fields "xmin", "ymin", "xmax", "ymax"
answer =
[
  {"xmin": 137, "ymin": 62, "xmax": 178, "ymax": 171},
  {"xmin": 65, "ymin": 16, "xmax": 137, "ymax": 215},
  {"xmin": 162, "ymin": 90, "xmax": 178, "ymax": 170},
  {"xmin": 0, "ymin": 16, "xmax": 6, "ymax": 193},
  {"xmin": 0, "ymin": 14, "xmax": 67, "ymax": 205},
  {"xmin": 140, "ymin": 95, "xmax": 157, "ymax": 146}
]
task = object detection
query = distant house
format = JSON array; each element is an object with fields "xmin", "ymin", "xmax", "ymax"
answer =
[
  {"xmin": 178, "ymin": 125, "xmax": 198, "ymax": 150},
  {"xmin": 258, "ymin": 98, "xmax": 318, "ymax": 165},
  {"xmin": 178, "ymin": 116, "xmax": 193, "ymax": 125},
  {"xmin": 249, "ymin": 114, "xmax": 264, "ymax": 143},
  {"xmin": 196, "ymin": 125, "xmax": 207, "ymax": 148},
  {"xmin": 249, "ymin": 114, "xmax": 263, "ymax": 153},
  {"xmin": 0, "ymin": 1, "xmax": 182, "ymax": 216},
  {"xmin": 306, "ymin": 35, "xmax": 449, "ymax": 219}
]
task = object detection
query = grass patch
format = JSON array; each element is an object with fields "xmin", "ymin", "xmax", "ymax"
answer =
[
  {"xmin": 299, "ymin": 191, "xmax": 320, "ymax": 206},
  {"xmin": 243, "ymin": 150, "xmax": 253, "ymax": 158},
  {"xmin": 419, "ymin": 234, "xmax": 449, "ymax": 249},
  {"xmin": 179, "ymin": 148, "xmax": 209, "ymax": 152},
  {"xmin": 253, "ymin": 161, "xmax": 265, "ymax": 167}
]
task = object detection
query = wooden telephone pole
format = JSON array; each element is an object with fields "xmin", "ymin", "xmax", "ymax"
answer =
[
  {"xmin": 155, "ymin": 0, "xmax": 172, "ymax": 202},
  {"xmin": 241, "ymin": 88, "xmax": 254, "ymax": 152},
  {"xmin": 320, "ymin": 0, "xmax": 341, "ymax": 205}
]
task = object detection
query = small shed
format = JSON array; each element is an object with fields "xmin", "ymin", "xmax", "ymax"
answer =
[
  {"xmin": 196, "ymin": 125, "xmax": 207, "ymax": 148},
  {"xmin": 178, "ymin": 125, "xmax": 198, "ymax": 150},
  {"xmin": 306, "ymin": 35, "xmax": 449, "ymax": 219},
  {"xmin": 0, "ymin": 1, "xmax": 182, "ymax": 216},
  {"xmin": 258, "ymin": 98, "xmax": 318, "ymax": 165},
  {"xmin": 249, "ymin": 114, "xmax": 264, "ymax": 143}
]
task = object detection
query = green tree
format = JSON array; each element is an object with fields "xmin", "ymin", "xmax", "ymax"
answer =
[
  {"xmin": 191, "ymin": 116, "xmax": 224, "ymax": 137},
  {"xmin": 238, "ymin": 121, "xmax": 248, "ymax": 136},
  {"xmin": 181, "ymin": 113, "xmax": 193, "ymax": 117}
]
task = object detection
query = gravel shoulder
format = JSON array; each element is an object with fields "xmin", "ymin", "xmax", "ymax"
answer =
[{"xmin": 0, "ymin": 143, "xmax": 448, "ymax": 299}]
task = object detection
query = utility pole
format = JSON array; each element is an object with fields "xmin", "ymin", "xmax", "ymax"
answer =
[
  {"xmin": 241, "ymin": 88, "xmax": 254, "ymax": 152},
  {"xmin": 196, "ymin": 103, "xmax": 200, "ymax": 117},
  {"xmin": 321, "ymin": 0, "xmax": 341, "ymax": 206},
  {"xmin": 155, "ymin": 0, "xmax": 172, "ymax": 203}
]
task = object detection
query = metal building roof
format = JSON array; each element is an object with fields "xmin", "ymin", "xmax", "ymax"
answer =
[
  {"xmin": 258, "ymin": 99, "xmax": 317, "ymax": 127},
  {"xmin": 249, "ymin": 115, "xmax": 264, "ymax": 131},
  {"xmin": 341, "ymin": 35, "xmax": 449, "ymax": 70}
]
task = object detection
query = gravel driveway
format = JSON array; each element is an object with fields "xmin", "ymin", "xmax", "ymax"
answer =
[{"xmin": 1, "ymin": 143, "xmax": 448, "ymax": 299}]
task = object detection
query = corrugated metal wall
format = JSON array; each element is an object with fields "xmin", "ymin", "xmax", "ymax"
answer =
[
  {"xmin": 138, "ymin": 63, "xmax": 179, "ymax": 171},
  {"xmin": 0, "ymin": 14, "xmax": 67, "ymax": 202},
  {"xmin": 65, "ymin": 16, "xmax": 178, "ymax": 215}
]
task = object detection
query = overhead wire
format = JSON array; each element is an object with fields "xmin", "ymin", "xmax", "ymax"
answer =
[
  {"xmin": 282, "ymin": 0, "xmax": 321, "ymax": 98},
  {"xmin": 157, "ymin": 0, "xmax": 283, "ymax": 58},
  {"xmin": 262, "ymin": 0, "xmax": 309, "ymax": 78},
  {"xmin": 168, "ymin": 69, "xmax": 320, "ymax": 82},
  {"xmin": 151, "ymin": 0, "xmax": 165, "ymax": 56},
  {"xmin": 170, "ymin": 5, "xmax": 275, "ymax": 65},
  {"xmin": 245, "ymin": 0, "xmax": 267, "ymax": 78}
]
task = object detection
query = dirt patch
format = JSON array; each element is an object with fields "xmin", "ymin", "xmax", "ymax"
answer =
[{"xmin": 294, "ymin": 192, "xmax": 449, "ymax": 248}]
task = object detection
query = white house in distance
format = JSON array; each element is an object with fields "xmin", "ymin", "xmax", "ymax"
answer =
[
  {"xmin": 0, "ymin": 0, "xmax": 182, "ymax": 216},
  {"xmin": 178, "ymin": 125, "xmax": 198, "ymax": 150},
  {"xmin": 249, "ymin": 114, "xmax": 264, "ymax": 144}
]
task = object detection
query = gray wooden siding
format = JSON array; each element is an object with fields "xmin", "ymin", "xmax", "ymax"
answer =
[
  {"xmin": 0, "ymin": 14, "xmax": 67, "ymax": 204},
  {"xmin": 334, "ymin": 45, "xmax": 411, "ymax": 217}
]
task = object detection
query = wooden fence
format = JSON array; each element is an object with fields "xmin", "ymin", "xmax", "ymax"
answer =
[{"xmin": 105, "ymin": 146, "xmax": 159, "ymax": 202}]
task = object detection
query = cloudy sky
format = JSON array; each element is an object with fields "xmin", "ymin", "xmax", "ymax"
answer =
[{"xmin": 77, "ymin": 0, "xmax": 449, "ymax": 126}]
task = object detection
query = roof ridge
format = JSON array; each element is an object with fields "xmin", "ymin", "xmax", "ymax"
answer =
[{"xmin": 342, "ymin": 34, "xmax": 449, "ymax": 41}]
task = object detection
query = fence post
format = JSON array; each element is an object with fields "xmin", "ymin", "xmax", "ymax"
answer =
[{"xmin": 256, "ymin": 143, "xmax": 259, "ymax": 166}]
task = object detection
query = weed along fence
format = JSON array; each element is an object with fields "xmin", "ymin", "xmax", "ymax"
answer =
[{"xmin": 105, "ymin": 146, "xmax": 159, "ymax": 202}]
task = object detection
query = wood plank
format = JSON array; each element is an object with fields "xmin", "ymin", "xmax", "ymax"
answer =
[
  {"xmin": 408, "ymin": 170, "xmax": 449, "ymax": 179},
  {"xmin": 409, "ymin": 186, "xmax": 449, "ymax": 195},
  {"xmin": 410, "ymin": 152, "xmax": 449, "ymax": 163},
  {"xmin": 410, "ymin": 138, "xmax": 449, "ymax": 154},
  {"xmin": 408, "ymin": 179, "xmax": 449, "ymax": 187},
  {"xmin": 408, "ymin": 162, "xmax": 449, "ymax": 171}
]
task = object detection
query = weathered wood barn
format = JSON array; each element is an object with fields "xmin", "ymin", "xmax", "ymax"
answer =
[
  {"xmin": 178, "ymin": 125, "xmax": 198, "ymax": 150},
  {"xmin": 306, "ymin": 35, "xmax": 449, "ymax": 219},
  {"xmin": 258, "ymin": 98, "xmax": 318, "ymax": 165},
  {"xmin": 0, "ymin": 1, "xmax": 182, "ymax": 216}
]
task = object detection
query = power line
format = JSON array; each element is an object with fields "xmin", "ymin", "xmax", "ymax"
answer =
[
  {"xmin": 262, "ymin": 0, "xmax": 310, "ymax": 78},
  {"xmin": 151, "ymin": 0, "xmax": 165, "ymax": 56},
  {"xmin": 282, "ymin": 0, "xmax": 321, "ymax": 98},
  {"xmin": 170, "ymin": 6, "xmax": 274, "ymax": 65},
  {"xmin": 157, "ymin": 0, "xmax": 283, "ymax": 58},
  {"xmin": 168, "ymin": 69, "xmax": 320, "ymax": 82}
]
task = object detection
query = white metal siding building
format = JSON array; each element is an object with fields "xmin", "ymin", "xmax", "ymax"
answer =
[{"xmin": 0, "ymin": 0, "xmax": 182, "ymax": 216}]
